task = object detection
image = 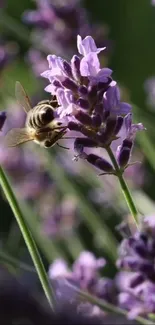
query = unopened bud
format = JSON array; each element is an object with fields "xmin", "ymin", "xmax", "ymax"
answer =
[
  {"xmin": 77, "ymin": 98, "xmax": 89, "ymax": 110},
  {"xmin": 98, "ymin": 116, "xmax": 117, "ymax": 145},
  {"xmin": 78, "ymin": 85, "xmax": 88, "ymax": 96},
  {"xmin": 88, "ymin": 84, "xmax": 98, "ymax": 99},
  {"xmin": 75, "ymin": 110, "xmax": 93, "ymax": 126},
  {"xmin": 122, "ymin": 139, "xmax": 133, "ymax": 149},
  {"xmin": 67, "ymin": 121, "xmax": 81, "ymax": 132},
  {"xmin": 118, "ymin": 147, "xmax": 131, "ymax": 168},
  {"xmin": 114, "ymin": 116, "xmax": 124, "ymax": 135},
  {"xmin": 86, "ymin": 153, "xmax": 114, "ymax": 172},
  {"xmin": 62, "ymin": 78, "xmax": 78, "ymax": 92},
  {"xmin": 71, "ymin": 55, "xmax": 81, "ymax": 80},
  {"xmin": 92, "ymin": 114, "xmax": 101, "ymax": 127},
  {"xmin": 104, "ymin": 116, "xmax": 117, "ymax": 136},
  {"xmin": 74, "ymin": 137, "xmax": 97, "ymax": 153},
  {"xmin": 63, "ymin": 61, "xmax": 73, "ymax": 78}
]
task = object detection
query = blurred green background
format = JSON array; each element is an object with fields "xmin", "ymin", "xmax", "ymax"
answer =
[{"xmin": 0, "ymin": 0, "xmax": 155, "ymax": 287}]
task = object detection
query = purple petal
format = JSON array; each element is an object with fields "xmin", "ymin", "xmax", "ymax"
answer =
[
  {"xmin": 128, "ymin": 123, "xmax": 145, "ymax": 140},
  {"xmin": 80, "ymin": 52, "xmax": 100, "ymax": 77},
  {"xmin": 47, "ymin": 54, "xmax": 65, "ymax": 77},
  {"xmin": 65, "ymin": 89, "xmax": 75, "ymax": 105},
  {"xmin": 41, "ymin": 69, "xmax": 51, "ymax": 79},
  {"xmin": 48, "ymin": 259, "xmax": 69, "ymax": 279},
  {"xmin": 77, "ymin": 35, "xmax": 105, "ymax": 56},
  {"xmin": 124, "ymin": 113, "xmax": 132, "ymax": 132},
  {"xmin": 44, "ymin": 84, "xmax": 55, "ymax": 93},
  {"xmin": 47, "ymin": 54, "xmax": 58, "ymax": 69},
  {"xmin": 58, "ymin": 103, "xmax": 78, "ymax": 119},
  {"xmin": 56, "ymin": 88, "xmax": 68, "ymax": 109},
  {"xmin": 118, "ymin": 102, "xmax": 132, "ymax": 115},
  {"xmin": 143, "ymin": 215, "xmax": 155, "ymax": 231},
  {"xmin": 96, "ymin": 68, "xmax": 112, "ymax": 82},
  {"xmin": 103, "ymin": 85, "xmax": 120, "ymax": 111}
]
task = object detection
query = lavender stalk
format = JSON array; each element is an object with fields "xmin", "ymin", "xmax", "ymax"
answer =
[
  {"xmin": 106, "ymin": 146, "xmax": 139, "ymax": 227},
  {"xmin": 66, "ymin": 282, "xmax": 152, "ymax": 325},
  {"xmin": 0, "ymin": 165, "xmax": 55, "ymax": 308}
]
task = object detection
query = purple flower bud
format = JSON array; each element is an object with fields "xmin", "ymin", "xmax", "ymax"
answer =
[
  {"xmin": 78, "ymin": 85, "xmax": 88, "ymax": 96},
  {"xmin": 72, "ymin": 250, "xmax": 106, "ymax": 290},
  {"xmin": 92, "ymin": 114, "xmax": 102, "ymax": 127},
  {"xmin": 139, "ymin": 261, "xmax": 154, "ymax": 278},
  {"xmin": 74, "ymin": 138, "xmax": 97, "ymax": 154},
  {"xmin": 77, "ymin": 98, "xmax": 89, "ymax": 110},
  {"xmin": 67, "ymin": 122, "xmax": 96, "ymax": 139},
  {"xmin": 88, "ymin": 84, "xmax": 98, "ymax": 99},
  {"xmin": 63, "ymin": 61, "xmax": 73, "ymax": 78},
  {"xmin": 97, "ymin": 89, "xmax": 105, "ymax": 102},
  {"xmin": 95, "ymin": 278, "xmax": 116, "ymax": 303},
  {"xmin": 119, "ymin": 256, "xmax": 140, "ymax": 271},
  {"xmin": 99, "ymin": 116, "xmax": 117, "ymax": 145},
  {"xmin": 129, "ymin": 239, "xmax": 148, "ymax": 259},
  {"xmin": 98, "ymin": 78, "xmax": 112, "ymax": 91},
  {"xmin": 0, "ymin": 112, "xmax": 6, "ymax": 131},
  {"xmin": 139, "ymin": 232, "xmax": 148, "ymax": 244},
  {"xmin": 114, "ymin": 116, "xmax": 124, "ymax": 135},
  {"xmin": 62, "ymin": 78, "xmax": 78, "ymax": 92},
  {"xmin": 102, "ymin": 110, "xmax": 110, "ymax": 121},
  {"xmin": 122, "ymin": 139, "xmax": 133, "ymax": 149},
  {"xmin": 75, "ymin": 111, "xmax": 93, "ymax": 126},
  {"xmin": 118, "ymin": 147, "xmax": 131, "ymax": 168},
  {"xmin": 105, "ymin": 116, "xmax": 117, "ymax": 135},
  {"xmin": 86, "ymin": 154, "xmax": 114, "ymax": 172},
  {"xmin": 71, "ymin": 55, "xmax": 81, "ymax": 81},
  {"xmin": 67, "ymin": 121, "xmax": 81, "ymax": 132},
  {"xmin": 94, "ymin": 103, "xmax": 104, "ymax": 115},
  {"xmin": 130, "ymin": 274, "xmax": 145, "ymax": 288}
]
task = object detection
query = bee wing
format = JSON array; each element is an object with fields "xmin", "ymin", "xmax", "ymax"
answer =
[
  {"xmin": 15, "ymin": 81, "xmax": 32, "ymax": 113},
  {"xmin": 4, "ymin": 128, "xmax": 34, "ymax": 147}
]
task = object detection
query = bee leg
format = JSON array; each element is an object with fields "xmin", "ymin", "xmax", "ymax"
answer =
[{"xmin": 57, "ymin": 142, "xmax": 70, "ymax": 150}]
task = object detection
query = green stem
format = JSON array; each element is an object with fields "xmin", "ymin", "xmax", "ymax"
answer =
[
  {"xmin": 107, "ymin": 147, "xmax": 139, "ymax": 227},
  {"xmin": 67, "ymin": 283, "xmax": 152, "ymax": 325},
  {"xmin": 0, "ymin": 166, "xmax": 55, "ymax": 308}
]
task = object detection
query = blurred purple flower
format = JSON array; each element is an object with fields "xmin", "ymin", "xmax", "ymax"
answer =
[
  {"xmin": 23, "ymin": 0, "xmax": 109, "ymax": 76},
  {"xmin": 48, "ymin": 250, "xmax": 118, "ymax": 318},
  {"xmin": 0, "ymin": 41, "xmax": 18, "ymax": 71},
  {"xmin": 116, "ymin": 215, "xmax": 155, "ymax": 318},
  {"xmin": 48, "ymin": 251, "xmax": 115, "ymax": 315},
  {"xmin": 40, "ymin": 194, "xmax": 78, "ymax": 238},
  {"xmin": 144, "ymin": 77, "xmax": 155, "ymax": 108},
  {"xmin": 72, "ymin": 251, "xmax": 106, "ymax": 291}
]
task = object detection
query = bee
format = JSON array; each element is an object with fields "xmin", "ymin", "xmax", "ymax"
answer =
[{"xmin": 5, "ymin": 81, "xmax": 68, "ymax": 148}]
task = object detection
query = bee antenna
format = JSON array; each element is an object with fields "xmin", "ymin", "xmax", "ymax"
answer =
[{"xmin": 57, "ymin": 143, "xmax": 70, "ymax": 150}]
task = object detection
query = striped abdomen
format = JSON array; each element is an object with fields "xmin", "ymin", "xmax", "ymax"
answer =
[{"xmin": 26, "ymin": 103, "xmax": 55, "ymax": 130}]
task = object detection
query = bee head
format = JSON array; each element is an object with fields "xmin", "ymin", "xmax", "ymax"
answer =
[{"xmin": 44, "ymin": 139, "xmax": 53, "ymax": 148}]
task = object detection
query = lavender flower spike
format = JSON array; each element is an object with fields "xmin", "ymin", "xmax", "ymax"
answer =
[{"xmin": 42, "ymin": 33, "xmax": 145, "ymax": 194}]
